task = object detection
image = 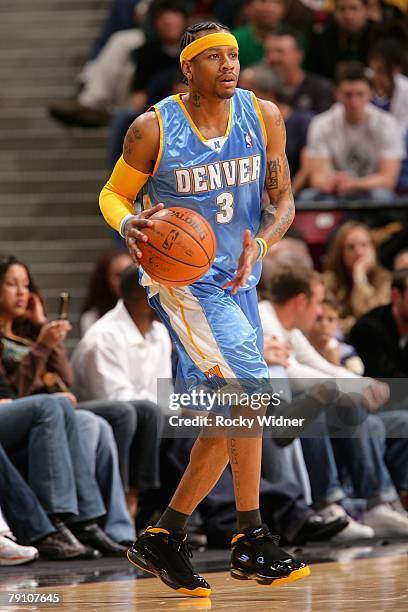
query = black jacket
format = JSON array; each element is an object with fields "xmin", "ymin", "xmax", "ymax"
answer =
[{"xmin": 350, "ymin": 304, "xmax": 408, "ymax": 379}]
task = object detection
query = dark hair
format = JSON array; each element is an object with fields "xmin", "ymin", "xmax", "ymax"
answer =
[
  {"xmin": 180, "ymin": 21, "xmax": 230, "ymax": 53},
  {"xmin": 0, "ymin": 255, "xmax": 44, "ymax": 339},
  {"xmin": 265, "ymin": 29, "xmax": 303, "ymax": 52},
  {"xmin": 268, "ymin": 263, "xmax": 321, "ymax": 305},
  {"xmin": 150, "ymin": 0, "xmax": 189, "ymax": 20},
  {"xmin": 81, "ymin": 249, "xmax": 130, "ymax": 318},
  {"xmin": 335, "ymin": 61, "xmax": 371, "ymax": 86},
  {"xmin": 369, "ymin": 38, "xmax": 404, "ymax": 73},
  {"xmin": 120, "ymin": 265, "xmax": 146, "ymax": 303},
  {"xmin": 392, "ymin": 268, "xmax": 408, "ymax": 293}
]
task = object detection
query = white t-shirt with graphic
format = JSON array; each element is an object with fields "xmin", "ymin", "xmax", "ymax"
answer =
[{"xmin": 306, "ymin": 102, "xmax": 405, "ymax": 176}]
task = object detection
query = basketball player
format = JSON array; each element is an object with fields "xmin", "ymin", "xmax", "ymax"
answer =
[{"xmin": 100, "ymin": 22, "xmax": 309, "ymax": 598}]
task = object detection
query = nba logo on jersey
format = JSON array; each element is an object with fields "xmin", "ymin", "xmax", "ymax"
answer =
[
  {"xmin": 245, "ymin": 132, "xmax": 253, "ymax": 147},
  {"xmin": 204, "ymin": 364, "xmax": 226, "ymax": 389}
]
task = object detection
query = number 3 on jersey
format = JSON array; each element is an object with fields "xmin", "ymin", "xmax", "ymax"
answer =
[{"xmin": 216, "ymin": 192, "xmax": 234, "ymax": 224}]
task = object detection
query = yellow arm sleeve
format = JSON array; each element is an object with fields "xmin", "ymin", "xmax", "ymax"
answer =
[{"xmin": 99, "ymin": 155, "xmax": 150, "ymax": 235}]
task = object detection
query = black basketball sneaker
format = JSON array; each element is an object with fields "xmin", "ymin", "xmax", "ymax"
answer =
[
  {"xmin": 127, "ymin": 527, "xmax": 211, "ymax": 597},
  {"xmin": 231, "ymin": 524, "xmax": 310, "ymax": 586}
]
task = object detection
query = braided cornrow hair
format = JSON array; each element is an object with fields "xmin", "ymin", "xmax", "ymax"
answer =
[{"xmin": 180, "ymin": 22, "xmax": 230, "ymax": 83}]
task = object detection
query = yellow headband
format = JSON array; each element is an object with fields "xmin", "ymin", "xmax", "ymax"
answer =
[{"xmin": 180, "ymin": 32, "xmax": 238, "ymax": 65}]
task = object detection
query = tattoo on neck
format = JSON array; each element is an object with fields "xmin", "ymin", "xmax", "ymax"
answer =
[{"xmin": 192, "ymin": 93, "xmax": 201, "ymax": 107}]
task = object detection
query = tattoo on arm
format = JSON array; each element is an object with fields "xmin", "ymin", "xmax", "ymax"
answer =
[
  {"xmin": 265, "ymin": 159, "xmax": 282, "ymax": 190},
  {"xmin": 260, "ymin": 153, "xmax": 294, "ymax": 236},
  {"xmin": 265, "ymin": 154, "xmax": 292, "ymax": 203},
  {"xmin": 123, "ymin": 124, "xmax": 143, "ymax": 158}
]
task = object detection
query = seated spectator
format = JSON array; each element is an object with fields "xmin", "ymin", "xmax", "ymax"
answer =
[
  {"xmin": 259, "ymin": 262, "xmax": 408, "ymax": 537},
  {"xmin": 49, "ymin": 26, "xmax": 145, "ymax": 128},
  {"xmin": 128, "ymin": 0, "xmax": 188, "ymax": 113},
  {"xmin": 0, "ymin": 389, "xmax": 112, "ymax": 559},
  {"xmin": 350, "ymin": 267, "xmax": 408, "ymax": 379},
  {"xmin": 369, "ymin": 38, "xmax": 408, "ymax": 132},
  {"xmin": 87, "ymin": 0, "xmax": 142, "ymax": 63},
  {"xmin": 233, "ymin": 0, "xmax": 291, "ymax": 69},
  {"xmin": 307, "ymin": 294, "xmax": 364, "ymax": 373},
  {"xmin": 324, "ymin": 221, "xmax": 391, "ymax": 335},
  {"xmin": 0, "ymin": 442, "xmax": 81, "ymax": 561},
  {"xmin": 263, "ymin": 32, "xmax": 334, "ymax": 113},
  {"xmin": 74, "ymin": 265, "xmax": 167, "ymax": 518},
  {"xmin": 299, "ymin": 62, "xmax": 404, "ymax": 203},
  {"xmin": 369, "ymin": 38, "xmax": 408, "ymax": 193},
  {"xmin": 306, "ymin": 0, "xmax": 376, "ymax": 80},
  {"xmin": 49, "ymin": 0, "xmax": 187, "ymax": 127},
  {"xmin": 393, "ymin": 248, "xmax": 408, "ymax": 271},
  {"xmin": 0, "ymin": 493, "xmax": 38, "ymax": 564},
  {"xmin": 239, "ymin": 64, "xmax": 314, "ymax": 194},
  {"xmin": 80, "ymin": 249, "xmax": 132, "ymax": 336},
  {"xmin": 0, "ymin": 256, "xmax": 135, "ymax": 551},
  {"xmin": 73, "ymin": 265, "xmax": 172, "ymax": 404}
]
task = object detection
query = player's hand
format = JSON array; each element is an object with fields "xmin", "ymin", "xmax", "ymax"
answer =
[
  {"xmin": 222, "ymin": 230, "xmax": 259, "ymax": 295},
  {"xmin": 124, "ymin": 203, "xmax": 165, "ymax": 264},
  {"xmin": 361, "ymin": 380, "xmax": 390, "ymax": 412},
  {"xmin": 37, "ymin": 320, "xmax": 72, "ymax": 349}
]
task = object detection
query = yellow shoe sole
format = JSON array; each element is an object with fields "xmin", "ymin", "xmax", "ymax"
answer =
[
  {"xmin": 127, "ymin": 550, "xmax": 211, "ymax": 598},
  {"xmin": 267, "ymin": 565, "xmax": 311, "ymax": 587}
]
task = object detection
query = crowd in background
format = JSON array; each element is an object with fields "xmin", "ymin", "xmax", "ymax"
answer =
[{"xmin": 2, "ymin": 0, "xmax": 408, "ymax": 566}]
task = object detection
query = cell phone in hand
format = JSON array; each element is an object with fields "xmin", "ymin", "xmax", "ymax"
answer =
[{"xmin": 57, "ymin": 292, "xmax": 70, "ymax": 320}]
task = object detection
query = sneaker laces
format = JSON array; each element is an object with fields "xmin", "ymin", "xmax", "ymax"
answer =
[
  {"xmin": 244, "ymin": 525, "xmax": 280, "ymax": 545},
  {"xmin": 169, "ymin": 535, "xmax": 193, "ymax": 560}
]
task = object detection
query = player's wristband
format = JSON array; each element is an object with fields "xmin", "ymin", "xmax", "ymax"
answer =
[
  {"xmin": 256, "ymin": 237, "xmax": 268, "ymax": 261},
  {"xmin": 120, "ymin": 214, "xmax": 137, "ymax": 238}
]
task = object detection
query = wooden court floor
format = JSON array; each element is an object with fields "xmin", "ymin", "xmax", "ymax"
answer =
[{"xmin": 3, "ymin": 554, "xmax": 408, "ymax": 612}]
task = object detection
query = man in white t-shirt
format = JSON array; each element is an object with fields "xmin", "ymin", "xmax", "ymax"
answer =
[{"xmin": 299, "ymin": 61, "xmax": 405, "ymax": 202}]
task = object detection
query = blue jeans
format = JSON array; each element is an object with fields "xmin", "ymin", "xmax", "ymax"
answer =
[
  {"xmin": 0, "ymin": 395, "xmax": 105, "ymax": 521},
  {"xmin": 301, "ymin": 409, "xmax": 398, "ymax": 508},
  {"xmin": 81, "ymin": 399, "xmax": 162, "ymax": 492},
  {"xmin": 74, "ymin": 410, "xmax": 135, "ymax": 542},
  {"xmin": 0, "ymin": 444, "xmax": 55, "ymax": 545},
  {"xmin": 378, "ymin": 410, "xmax": 408, "ymax": 492}
]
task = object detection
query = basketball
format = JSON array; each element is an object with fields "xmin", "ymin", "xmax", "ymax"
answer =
[{"xmin": 138, "ymin": 207, "xmax": 216, "ymax": 286}]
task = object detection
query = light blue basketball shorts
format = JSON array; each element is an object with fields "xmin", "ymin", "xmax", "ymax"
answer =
[{"xmin": 148, "ymin": 282, "xmax": 269, "ymax": 405}]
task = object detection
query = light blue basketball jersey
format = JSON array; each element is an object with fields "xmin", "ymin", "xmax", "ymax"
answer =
[{"xmin": 146, "ymin": 88, "xmax": 267, "ymax": 291}]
